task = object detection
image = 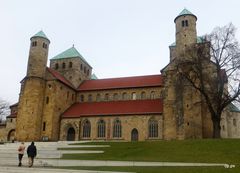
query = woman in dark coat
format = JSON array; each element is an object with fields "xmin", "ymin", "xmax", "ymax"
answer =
[{"xmin": 27, "ymin": 142, "xmax": 37, "ymax": 167}]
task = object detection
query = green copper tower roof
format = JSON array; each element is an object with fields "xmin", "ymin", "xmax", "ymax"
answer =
[
  {"xmin": 91, "ymin": 73, "xmax": 98, "ymax": 80},
  {"xmin": 51, "ymin": 46, "xmax": 91, "ymax": 67},
  {"xmin": 174, "ymin": 8, "xmax": 197, "ymax": 22},
  {"xmin": 229, "ymin": 103, "xmax": 240, "ymax": 113},
  {"xmin": 31, "ymin": 30, "xmax": 49, "ymax": 41}
]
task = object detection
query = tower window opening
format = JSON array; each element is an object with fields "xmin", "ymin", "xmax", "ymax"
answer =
[
  {"xmin": 80, "ymin": 64, "xmax": 83, "ymax": 70},
  {"xmin": 182, "ymin": 20, "xmax": 185, "ymax": 27},
  {"xmin": 42, "ymin": 43, "xmax": 48, "ymax": 49},
  {"xmin": 185, "ymin": 20, "xmax": 189, "ymax": 27},
  {"xmin": 55, "ymin": 63, "xmax": 59, "ymax": 70},
  {"xmin": 32, "ymin": 41, "xmax": 37, "ymax": 47},
  {"xmin": 62, "ymin": 62, "xmax": 66, "ymax": 69},
  {"xmin": 69, "ymin": 62, "xmax": 72, "ymax": 68}
]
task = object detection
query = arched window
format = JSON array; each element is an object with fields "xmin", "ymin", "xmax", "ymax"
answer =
[
  {"xmin": 88, "ymin": 94, "xmax": 92, "ymax": 102},
  {"xmin": 113, "ymin": 93, "xmax": 118, "ymax": 101},
  {"xmin": 104, "ymin": 93, "xmax": 109, "ymax": 101},
  {"xmin": 148, "ymin": 119, "xmax": 158, "ymax": 138},
  {"xmin": 69, "ymin": 62, "xmax": 72, "ymax": 68},
  {"xmin": 182, "ymin": 20, "xmax": 185, "ymax": 27},
  {"xmin": 233, "ymin": 119, "xmax": 237, "ymax": 126},
  {"xmin": 141, "ymin": 91, "xmax": 146, "ymax": 99},
  {"xmin": 55, "ymin": 63, "xmax": 59, "ymax": 70},
  {"xmin": 32, "ymin": 41, "xmax": 37, "ymax": 47},
  {"xmin": 42, "ymin": 42, "xmax": 47, "ymax": 49},
  {"xmin": 131, "ymin": 92, "xmax": 137, "ymax": 100},
  {"xmin": 150, "ymin": 91, "xmax": 155, "ymax": 99},
  {"xmin": 80, "ymin": 95, "xmax": 84, "ymax": 102},
  {"xmin": 96, "ymin": 94, "xmax": 101, "ymax": 102},
  {"xmin": 82, "ymin": 119, "xmax": 91, "ymax": 138},
  {"xmin": 113, "ymin": 119, "xmax": 122, "ymax": 138},
  {"xmin": 122, "ymin": 92, "xmax": 127, "ymax": 100},
  {"xmin": 97, "ymin": 119, "xmax": 106, "ymax": 138},
  {"xmin": 62, "ymin": 62, "xmax": 66, "ymax": 69}
]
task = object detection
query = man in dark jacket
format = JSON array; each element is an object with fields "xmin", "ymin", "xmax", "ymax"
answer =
[{"xmin": 27, "ymin": 142, "xmax": 37, "ymax": 167}]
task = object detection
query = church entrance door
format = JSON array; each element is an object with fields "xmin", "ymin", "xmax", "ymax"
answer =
[
  {"xmin": 131, "ymin": 128, "xmax": 138, "ymax": 141},
  {"xmin": 67, "ymin": 127, "xmax": 75, "ymax": 141}
]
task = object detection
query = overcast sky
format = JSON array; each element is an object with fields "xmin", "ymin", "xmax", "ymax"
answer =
[{"xmin": 1, "ymin": 0, "xmax": 240, "ymax": 104}]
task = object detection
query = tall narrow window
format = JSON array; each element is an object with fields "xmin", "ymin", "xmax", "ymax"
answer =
[
  {"xmin": 46, "ymin": 96, "xmax": 49, "ymax": 104},
  {"xmin": 131, "ymin": 92, "xmax": 137, "ymax": 100},
  {"xmin": 80, "ymin": 64, "xmax": 83, "ymax": 70},
  {"xmin": 97, "ymin": 119, "xmax": 106, "ymax": 138},
  {"xmin": 82, "ymin": 119, "xmax": 91, "ymax": 138},
  {"xmin": 113, "ymin": 119, "xmax": 122, "ymax": 138},
  {"xmin": 185, "ymin": 20, "xmax": 189, "ymax": 27},
  {"xmin": 233, "ymin": 119, "xmax": 237, "ymax": 126},
  {"xmin": 42, "ymin": 122, "xmax": 46, "ymax": 131},
  {"xmin": 87, "ymin": 69, "xmax": 89, "ymax": 76},
  {"xmin": 182, "ymin": 20, "xmax": 185, "ymax": 27},
  {"xmin": 148, "ymin": 119, "xmax": 158, "ymax": 138},
  {"xmin": 69, "ymin": 62, "xmax": 72, "ymax": 68}
]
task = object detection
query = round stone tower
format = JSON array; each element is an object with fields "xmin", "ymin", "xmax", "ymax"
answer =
[
  {"xmin": 27, "ymin": 31, "xmax": 50, "ymax": 78},
  {"xmin": 16, "ymin": 31, "xmax": 50, "ymax": 141},
  {"xmin": 174, "ymin": 8, "xmax": 197, "ymax": 55}
]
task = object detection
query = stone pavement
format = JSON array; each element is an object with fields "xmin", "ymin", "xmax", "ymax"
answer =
[{"xmin": 0, "ymin": 141, "xmax": 235, "ymax": 173}]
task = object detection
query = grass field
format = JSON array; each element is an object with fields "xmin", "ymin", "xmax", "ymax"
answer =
[{"xmin": 59, "ymin": 139, "xmax": 240, "ymax": 173}]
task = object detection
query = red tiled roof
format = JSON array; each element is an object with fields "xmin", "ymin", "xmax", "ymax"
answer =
[
  {"xmin": 62, "ymin": 99, "xmax": 163, "ymax": 118},
  {"xmin": 78, "ymin": 74, "xmax": 163, "ymax": 91},
  {"xmin": 47, "ymin": 68, "xmax": 75, "ymax": 88}
]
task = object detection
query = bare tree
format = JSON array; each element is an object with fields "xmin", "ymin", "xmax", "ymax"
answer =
[
  {"xmin": 0, "ymin": 99, "xmax": 10, "ymax": 122},
  {"xmin": 176, "ymin": 23, "xmax": 240, "ymax": 138}
]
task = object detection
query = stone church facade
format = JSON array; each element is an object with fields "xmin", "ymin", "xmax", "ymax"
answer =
[{"xmin": 0, "ymin": 9, "xmax": 239, "ymax": 142}]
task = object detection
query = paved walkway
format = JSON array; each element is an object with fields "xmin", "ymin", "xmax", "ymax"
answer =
[{"xmin": 0, "ymin": 141, "xmax": 235, "ymax": 173}]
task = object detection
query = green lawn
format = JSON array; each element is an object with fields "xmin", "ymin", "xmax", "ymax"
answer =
[{"xmin": 59, "ymin": 139, "xmax": 240, "ymax": 173}]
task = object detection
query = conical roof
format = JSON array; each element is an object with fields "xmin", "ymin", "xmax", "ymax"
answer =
[
  {"xmin": 31, "ymin": 30, "xmax": 49, "ymax": 41},
  {"xmin": 174, "ymin": 8, "xmax": 197, "ymax": 22}
]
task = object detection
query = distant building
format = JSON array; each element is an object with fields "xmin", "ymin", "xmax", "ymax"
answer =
[{"xmin": 0, "ymin": 9, "xmax": 239, "ymax": 142}]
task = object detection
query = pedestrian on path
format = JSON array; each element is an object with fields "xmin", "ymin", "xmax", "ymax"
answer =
[
  {"xmin": 17, "ymin": 142, "xmax": 25, "ymax": 167},
  {"xmin": 27, "ymin": 142, "xmax": 37, "ymax": 167}
]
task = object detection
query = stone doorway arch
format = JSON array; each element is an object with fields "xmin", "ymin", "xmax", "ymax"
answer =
[
  {"xmin": 7, "ymin": 129, "xmax": 15, "ymax": 142},
  {"xmin": 66, "ymin": 127, "xmax": 75, "ymax": 141},
  {"xmin": 131, "ymin": 128, "xmax": 138, "ymax": 141}
]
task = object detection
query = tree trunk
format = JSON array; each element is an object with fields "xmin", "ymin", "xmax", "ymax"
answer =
[{"xmin": 212, "ymin": 119, "xmax": 221, "ymax": 138}]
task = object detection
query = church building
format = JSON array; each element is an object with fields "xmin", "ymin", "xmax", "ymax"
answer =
[{"xmin": 0, "ymin": 9, "xmax": 239, "ymax": 142}]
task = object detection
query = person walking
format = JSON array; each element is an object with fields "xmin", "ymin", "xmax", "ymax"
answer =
[
  {"xmin": 27, "ymin": 142, "xmax": 37, "ymax": 167},
  {"xmin": 17, "ymin": 142, "xmax": 25, "ymax": 167}
]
